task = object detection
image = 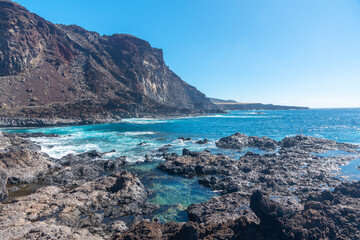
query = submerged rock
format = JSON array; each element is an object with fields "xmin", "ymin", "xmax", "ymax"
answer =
[
  {"xmin": 195, "ymin": 139, "xmax": 210, "ymax": 144},
  {"xmin": 178, "ymin": 137, "xmax": 191, "ymax": 141}
]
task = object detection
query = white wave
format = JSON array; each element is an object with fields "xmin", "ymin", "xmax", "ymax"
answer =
[
  {"xmin": 121, "ymin": 131, "xmax": 157, "ymax": 136},
  {"xmin": 40, "ymin": 145, "xmax": 78, "ymax": 159},
  {"xmin": 200, "ymin": 115, "xmax": 279, "ymax": 119},
  {"xmin": 121, "ymin": 118, "xmax": 170, "ymax": 124}
]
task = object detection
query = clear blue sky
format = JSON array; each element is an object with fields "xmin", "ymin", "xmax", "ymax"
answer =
[{"xmin": 14, "ymin": 0, "xmax": 360, "ymax": 108}]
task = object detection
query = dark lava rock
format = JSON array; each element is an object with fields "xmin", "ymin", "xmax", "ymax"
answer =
[
  {"xmin": 195, "ymin": 139, "xmax": 210, "ymax": 144},
  {"xmin": 158, "ymin": 149, "xmax": 238, "ymax": 176},
  {"xmin": 178, "ymin": 137, "xmax": 191, "ymax": 141},
  {"xmin": 279, "ymin": 134, "xmax": 359, "ymax": 153},
  {"xmin": 216, "ymin": 132, "xmax": 277, "ymax": 151},
  {"xmin": 144, "ymin": 154, "xmax": 152, "ymax": 162},
  {"xmin": 101, "ymin": 181, "xmax": 360, "ymax": 239},
  {"xmin": 158, "ymin": 135, "xmax": 359, "ymax": 208},
  {"xmin": 3, "ymin": 132, "xmax": 60, "ymax": 138},
  {"xmin": 177, "ymin": 223, "xmax": 200, "ymax": 240},
  {"xmin": 160, "ymin": 140, "xmax": 358, "ymax": 200},
  {"xmin": 115, "ymin": 217, "xmax": 261, "ymax": 240},
  {"xmin": 198, "ymin": 175, "xmax": 244, "ymax": 194},
  {"xmin": 247, "ymin": 181, "xmax": 360, "ymax": 240},
  {"xmin": 46, "ymin": 151, "xmax": 127, "ymax": 187},
  {"xmin": 57, "ymin": 150, "xmax": 116, "ymax": 165},
  {"xmin": 187, "ymin": 192, "xmax": 258, "ymax": 224},
  {"xmin": 158, "ymin": 147, "xmax": 170, "ymax": 152},
  {"xmin": 250, "ymin": 191, "xmax": 295, "ymax": 222}
]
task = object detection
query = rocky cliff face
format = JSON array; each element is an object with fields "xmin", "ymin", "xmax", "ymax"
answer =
[{"xmin": 0, "ymin": 0, "xmax": 217, "ymax": 120}]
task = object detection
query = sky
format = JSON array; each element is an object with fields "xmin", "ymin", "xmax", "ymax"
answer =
[{"xmin": 13, "ymin": 0, "xmax": 360, "ymax": 108}]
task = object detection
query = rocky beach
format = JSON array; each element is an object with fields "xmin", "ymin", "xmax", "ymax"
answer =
[
  {"xmin": 0, "ymin": 130, "xmax": 359, "ymax": 239},
  {"xmin": 0, "ymin": 0, "xmax": 359, "ymax": 239}
]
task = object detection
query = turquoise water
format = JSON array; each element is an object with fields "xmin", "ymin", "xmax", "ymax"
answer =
[{"xmin": 4, "ymin": 109, "xmax": 360, "ymax": 222}]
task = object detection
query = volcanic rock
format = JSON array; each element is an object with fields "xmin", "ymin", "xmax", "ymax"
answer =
[
  {"xmin": 0, "ymin": 148, "xmax": 59, "ymax": 184},
  {"xmin": 195, "ymin": 139, "xmax": 210, "ymax": 144},
  {"xmin": 187, "ymin": 192, "xmax": 258, "ymax": 224},
  {"xmin": 279, "ymin": 134, "xmax": 359, "ymax": 153},
  {"xmin": 216, "ymin": 132, "xmax": 277, "ymax": 151},
  {"xmin": 0, "ymin": 170, "xmax": 158, "ymax": 239},
  {"xmin": 158, "ymin": 149, "xmax": 238, "ymax": 176}
]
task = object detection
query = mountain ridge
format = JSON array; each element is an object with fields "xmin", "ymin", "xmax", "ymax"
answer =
[
  {"xmin": 209, "ymin": 98, "xmax": 309, "ymax": 110},
  {"xmin": 0, "ymin": 0, "xmax": 219, "ymax": 124}
]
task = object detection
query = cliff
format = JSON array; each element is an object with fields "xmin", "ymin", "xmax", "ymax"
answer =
[{"xmin": 0, "ymin": 0, "xmax": 218, "ymax": 123}]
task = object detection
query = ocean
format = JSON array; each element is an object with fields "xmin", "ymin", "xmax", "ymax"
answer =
[{"xmin": 4, "ymin": 108, "xmax": 360, "ymax": 222}]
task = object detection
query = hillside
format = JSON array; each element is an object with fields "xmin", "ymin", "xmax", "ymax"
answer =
[{"xmin": 0, "ymin": 0, "xmax": 218, "ymax": 125}]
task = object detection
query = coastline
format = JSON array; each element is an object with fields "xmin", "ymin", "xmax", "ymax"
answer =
[
  {"xmin": 0, "ymin": 110, "xmax": 224, "ymax": 128},
  {"xmin": 0, "ymin": 107, "xmax": 313, "ymax": 128},
  {"xmin": 0, "ymin": 128, "xmax": 359, "ymax": 239}
]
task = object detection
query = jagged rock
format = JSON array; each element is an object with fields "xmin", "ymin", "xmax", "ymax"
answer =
[
  {"xmin": 0, "ymin": 148, "xmax": 59, "ymax": 184},
  {"xmin": 250, "ymin": 191, "xmax": 295, "ymax": 222},
  {"xmin": 46, "ymin": 151, "xmax": 127, "ymax": 187},
  {"xmin": 279, "ymin": 134, "xmax": 359, "ymax": 153},
  {"xmin": 158, "ymin": 134, "xmax": 360, "ymax": 225},
  {"xmin": 0, "ymin": 132, "xmax": 41, "ymax": 152},
  {"xmin": 158, "ymin": 149, "xmax": 238, "ymax": 176},
  {"xmin": 216, "ymin": 132, "xmax": 277, "ymax": 151},
  {"xmin": 198, "ymin": 175, "xmax": 244, "ymax": 194},
  {"xmin": 0, "ymin": 170, "xmax": 158, "ymax": 239},
  {"xmin": 195, "ymin": 139, "xmax": 210, "ymax": 144},
  {"xmin": 248, "ymin": 181, "xmax": 360, "ymax": 240},
  {"xmin": 178, "ymin": 137, "xmax": 191, "ymax": 141},
  {"xmin": 187, "ymin": 192, "xmax": 258, "ymax": 224},
  {"xmin": 158, "ymin": 147, "xmax": 170, "ymax": 152},
  {"xmin": 114, "ymin": 217, "xmax": 261, "ymax": 240}
]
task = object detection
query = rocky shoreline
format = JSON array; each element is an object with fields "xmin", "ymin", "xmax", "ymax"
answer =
[
  {"xmin": 0, "ymin": 109, "xmax": 220, "ymax": 128},
  {"xmin": 0, "ymin": 131, "xmax": 359, "ymax": 239}
]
